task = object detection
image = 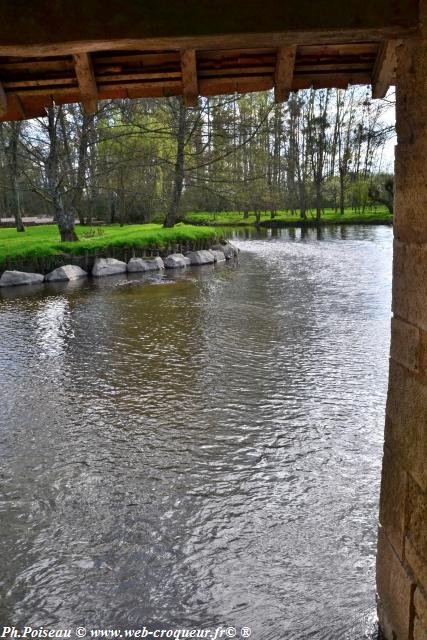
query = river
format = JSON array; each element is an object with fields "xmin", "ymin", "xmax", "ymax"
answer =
[{"xmin": 0, "ymin": 225, "xmax": 392, "ymax": 639}]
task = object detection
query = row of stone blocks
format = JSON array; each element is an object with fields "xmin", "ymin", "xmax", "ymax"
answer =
[{"xmin": 0, "ymin": 244, "xmax": 238, "ymax": 287}]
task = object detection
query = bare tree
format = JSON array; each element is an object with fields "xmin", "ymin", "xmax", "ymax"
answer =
[{"xmin": 0, "ymin": 122, "xmax": 25, "ymax": 231}]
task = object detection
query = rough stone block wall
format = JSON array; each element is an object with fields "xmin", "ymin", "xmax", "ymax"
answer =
[{"xmin": 377, "ymin": 17, "xmax": 427, "ymax": 640}]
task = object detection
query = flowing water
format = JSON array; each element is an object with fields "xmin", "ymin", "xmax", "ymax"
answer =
[{"xmin": 0, "ymin": 225, "xmax": 392, "ymax": 639}]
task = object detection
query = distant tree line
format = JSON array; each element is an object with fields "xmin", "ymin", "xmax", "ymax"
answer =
[{"xmin": 0, "ymin": 87, "xmax": 394, "ymax": 240}]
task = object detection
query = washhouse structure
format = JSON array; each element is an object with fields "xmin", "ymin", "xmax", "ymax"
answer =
[{"xmin": 0, "ymin": 2, "xmax": 425, "ymax": 638}]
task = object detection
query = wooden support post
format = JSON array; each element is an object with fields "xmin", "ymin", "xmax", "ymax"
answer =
[
  {"xmin": 274, "ymin": 45, "xmax": 297, "ymax": 103},
  {"xmin": 15, "ymin": 94, "xmax": 26, "ymax": 119},
  {"xmin": 372, "ymin": 40, "xmax": 398, "ymax": 99},
  {"xmin": 180, "ymin": 49, "xmax": 198, "ymax": 107},
  {"xmin": 0, "ymin": 81, "xmax": 7, "ymax": 116},
  {"xmin": 73, "ymin": 52, "xmax": 98, "ymax": 113}
]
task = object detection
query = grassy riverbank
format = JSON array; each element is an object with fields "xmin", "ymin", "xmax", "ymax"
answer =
[
  {"xmin": 0, "ymin": 223, "xmax": 219, "ymax": 267},
  {"xmin": 184, "ymin": 208, "xmax": 393, "ymax": 227}
]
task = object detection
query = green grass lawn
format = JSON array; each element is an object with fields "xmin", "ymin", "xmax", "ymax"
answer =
[
  {"xmin": 0, "ymin": 223, "xmax": 219, "ymax": 266},
  {"xmin": 184, "ymin": 208, "xmax": 393, "ymax": 226}
]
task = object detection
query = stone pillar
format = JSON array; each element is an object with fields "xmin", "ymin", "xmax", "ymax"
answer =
[{"xmin": 377, "ymin": 6, "xmax": 427, "ymax": 640}]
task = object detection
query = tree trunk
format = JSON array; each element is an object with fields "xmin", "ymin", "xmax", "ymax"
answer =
[
  {"xmin": 164, "ymin": 97, "xmax": 186, "ymax": 228},
  {"xmin": 6, "ymin": 122, "xmax": 25, "ymax": 232},
  {"xmin": 11, "ymin": 173, "xmax": 25, "ymax": 232},
  {"xmin": 46, "ymin": 106, "xmax": 78, "ymax": 242},
  {"xmin": 339, "ymin": 168, "xmax": 345, "ymax": 216},
  {"xmin": 315, "ymin": 181, "xmax": 322, "ymax": 222},
  {"xmin": 59, "ymin": 107, "xmax": 84, "ymax": 225},
  {"xmin": 73, "ymin": 110, "xmax": 94, "ymax": 225},
  {"xmin": 54, "ymin": 190, "xmax": 77, "ymax": 241},
  {"xmin": 110, "ymin": 192, "xmax": 117, "ymax": 224}
]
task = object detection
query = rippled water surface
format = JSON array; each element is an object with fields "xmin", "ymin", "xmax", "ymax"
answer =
[{"xmin": 0, "ymin": 226, "xmax": 392, "ymax": 638}]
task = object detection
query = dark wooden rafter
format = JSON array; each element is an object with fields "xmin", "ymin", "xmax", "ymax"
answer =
[
  {"xmin": 73, "ymin": 52, "xmax": 98, "ymax": 113},
  {"xmin": 371, "ymin": 40, "xmax": 398, "ymax": 98},
  {"xmin": 274, "ymin": 45, "xmax": 297, "ymax": 102},
  {"xmin": 180, "ymin": 49, "xmax": 198, "ymax": 106}
]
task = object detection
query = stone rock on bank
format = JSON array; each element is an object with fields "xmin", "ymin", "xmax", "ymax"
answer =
[
  {"xmin": 211, "ymin": 250, "xmax": 226, "ymax": 262},
  {"xmin": 0, "ymin": 270, "xmax": 44, "ymax": 287},
  {"xmin": 210, "ymin": 241, "xmax": 238, "ymax": 260},
  {"xmin": 127, "ymin": 257, "xmax": 164, "ymax": 272},
  {"xmin": 164, "ymin": 254, "xmax": 190, "ymax": 268},
  {"xmin": 45, "ymin": 265, "xmax": 87, "ymax": 281},
  {"xmin": 186, "ymin": 250, "xmax": 215, "ymax": 265},
  {"xmin": 92, "ymin": 258, "xmax": 127, "ymax": 277}
]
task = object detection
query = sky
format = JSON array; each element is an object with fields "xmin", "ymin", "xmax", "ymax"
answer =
[{"xmin": 379, "ymin": 89, "xmax": 396, "ymax": 172}]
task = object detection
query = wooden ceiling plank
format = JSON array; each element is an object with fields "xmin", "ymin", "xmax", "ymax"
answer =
[
  {"xmin": 73, "ymin": 52, "xmax": 98, "ymax": 113},
  {"xmin": 90, "ymin": 79, "xmax": 181, "ymax": 93},
  {"xmin": 274, "ymin": 45, "xmax": 297, "ymax": 103},
  {"xmin": 198, "ymin": 48, "xmax": 275, "ymax": 61},
  {"xmin": 97, "ymin": 71, "xmax": 181, "ymax": 82},
  {"xmin": 180, "ymin": 49, "xmax": 198, "ymax": 107},
  {"xmin": 298, "ymin": 43, "xmax": 378, "ymax": 56},
  {"xmin": 93, "ymin": 52, "xmax": 180, "ymax": 65},
  {"xmin": 198, "ymin": 66, "xmax": 274, "ymax": 77},
  {"xmin": 371, "ymin": 40, "xmax": 398, "ymax": 99},
  {"xmin": 199, "ymin": 55, "xmax": 276, "ymax": 69},
  {"xmin": 0, "ymin": 80, "xmax": 7, "ymax": 115},
  {"xmin": 295, "ymin": 62, "xmax": 372, "ymax": 72},
  {"xmin": 200, "ymin": 75, "xmax": 274, "ymax": 92},
  {"xmin": 0, "ymin": 59, "xmax": 74, "ymax": 73},
  {"xmin": 4, "ymin": 78, "xmax": 76, "ymax": 88},
  {"xmin": 293, "ymin": 72, "xmax": 371, "ymax": 89}
]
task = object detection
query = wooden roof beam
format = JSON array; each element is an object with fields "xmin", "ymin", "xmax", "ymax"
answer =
[
  {"xmin": 274, "ymin": 45, "xmax": 297, "ymax": 103},
  {"xmin": 73, "ymin": 52, "xmax": 98, "ymax": 113},
  {"xmin": 180, "ymin": 49, "xmax": 199, "ymax": 107},
  {"xmin": 0, "ymin": 81, "xmax": 7, "ymax": 116},
  {"xmin": 371, "ymin": 40, "xmax": 398, "ymax": 99}
]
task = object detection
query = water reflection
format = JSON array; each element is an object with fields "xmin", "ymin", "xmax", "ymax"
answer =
[
  {"xmin": 0, "ymin": 226, "xmax": 392, "ymax": 638},
  {"xmin": 35, "ymin": 298, "xmax": 71, "ymax": 359}
]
